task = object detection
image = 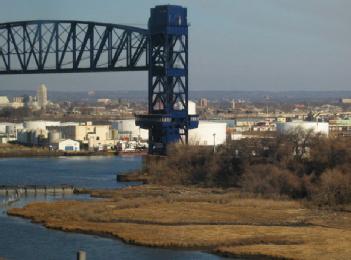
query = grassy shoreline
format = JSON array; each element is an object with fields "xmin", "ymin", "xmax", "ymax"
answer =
[{"xmin": 8, "ymin": 185, "xmax": 351, "ymax": 259}]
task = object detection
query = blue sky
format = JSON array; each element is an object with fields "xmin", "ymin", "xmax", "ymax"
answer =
[{"xmin": 0, "ymin": 0, "xmax": 350, "ymax": 91}]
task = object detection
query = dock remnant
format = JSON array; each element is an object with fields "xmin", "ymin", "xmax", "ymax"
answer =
[{"xmin": 0, "ymin": 185, "xmax": 75, "ymax": 197}]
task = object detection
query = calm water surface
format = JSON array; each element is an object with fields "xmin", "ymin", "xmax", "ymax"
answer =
[{"xmin": 0, "ymin": 156, "xmax": 226, "ymax": 260}]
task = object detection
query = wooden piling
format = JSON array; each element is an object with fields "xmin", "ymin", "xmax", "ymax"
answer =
[{"xmin": 77, "ymin": 250, "xmax": 86, "ymax": 260}]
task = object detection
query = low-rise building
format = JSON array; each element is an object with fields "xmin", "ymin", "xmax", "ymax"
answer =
[
  {"xmin": 97, "ymin": 98, "xmax": 112, "ymax": 105},
  {"xmin": 329, "ymin": 119, "xmax": 351, "ymax": 135},
  {"xmin": 58, "ymin": 139, "xmax": 80, "ymax": 151},
  {"xmin": 0, "ymin": 96, "xmax": 10, "ymax": 107},
  {"xmin": 341, "ymin": 98, "xmax": 351, "ymax": 104},
  {"xmin": 276, "ymin": 121, "xmax": 329, "ymax": 136}
]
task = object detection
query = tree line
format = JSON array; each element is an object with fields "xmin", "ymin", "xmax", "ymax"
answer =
[{"xmin": 143, "ymin": 128, "xmax": 351, "ymax": 207}]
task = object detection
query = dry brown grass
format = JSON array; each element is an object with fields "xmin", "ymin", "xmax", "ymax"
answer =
[
  {"xmin": 8, "ymin": 185, "xmax": 351, "ymax": 259},
  {"xmin": 0, "ymin": 143, "xmax": 58, "ymax": 157},
  {"xmin": 0, "ymin": 143, "xmax": 32, "ymax": 151}
]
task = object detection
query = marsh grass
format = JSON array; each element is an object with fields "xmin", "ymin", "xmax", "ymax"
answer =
[{"xmin": 8, "ymin": 185, "xmax": 351, "ymax": 260}]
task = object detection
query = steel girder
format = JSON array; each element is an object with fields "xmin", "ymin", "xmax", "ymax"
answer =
[{"xmin": 0, "ymin": 21, "xmax": 148, "ymax": 74}]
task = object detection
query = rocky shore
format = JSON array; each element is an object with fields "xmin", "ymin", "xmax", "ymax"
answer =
[{"xmin": 8, "ymin": 185, "xmax": 351, "ymax": 259}]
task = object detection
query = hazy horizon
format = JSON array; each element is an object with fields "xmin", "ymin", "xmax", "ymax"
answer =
[
  {"xmin": 0, "ymin": 0, "xmax": 350, "ymax": 92},
  {"xmin": 2, "ymin": 88, "xmax": 351, "ymax": 93}
]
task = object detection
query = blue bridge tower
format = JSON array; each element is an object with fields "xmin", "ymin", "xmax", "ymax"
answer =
[{"xmin": 136, "ymin": 5, "xmax": 199, "ymax": 155}]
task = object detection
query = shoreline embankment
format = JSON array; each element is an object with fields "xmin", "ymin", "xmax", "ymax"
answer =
[{"xmin": 0, "ymin": 144, "xmax": 147, "ymax": 158}]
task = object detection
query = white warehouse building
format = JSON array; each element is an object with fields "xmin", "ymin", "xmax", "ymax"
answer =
[
  {"xmin": 189, "ymin": 121, "xmax": 227, "ymax": 146},
  {"xmin": 187, "ymin": 101, "xmax": 227, "ymax": 146},
  {"xmin": 276, "ymin": 121, "xmax": 329, "ymax": 136},
  {"xmin": 58, "ymin": 139, "xmax": 80, "ymax": 151}
]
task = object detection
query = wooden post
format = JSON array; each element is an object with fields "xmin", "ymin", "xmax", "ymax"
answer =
[{"xmin": 77, "ymin": 251, "xmax": 86, "ymax": 260}]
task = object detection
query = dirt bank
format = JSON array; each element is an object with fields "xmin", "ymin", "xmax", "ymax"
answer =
[{"xmin": 8, "ymin": 185, "xmax": 351, "ymax": 259}]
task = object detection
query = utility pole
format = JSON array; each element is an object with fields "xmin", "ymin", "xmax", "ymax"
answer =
[{"xmin": 213, "ymin": 133, "xmax": 216, "ymax": 153}]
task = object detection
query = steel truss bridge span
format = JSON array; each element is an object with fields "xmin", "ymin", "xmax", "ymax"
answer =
[
  {"xmin": 0, "ymin": 20, "xmax": 148, "ymax": 74},
  {"xmin": 0, "ymin": 5, "xmax": 199, "ymax": 155}
]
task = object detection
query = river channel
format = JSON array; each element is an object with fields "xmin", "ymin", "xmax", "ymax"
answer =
[{"xmin": 0, "ymin": 156, "xmax": 226, "ymax": 260}]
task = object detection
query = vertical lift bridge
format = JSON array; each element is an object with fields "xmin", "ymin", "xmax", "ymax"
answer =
[{"xmin": 0, "ymin": 5, "xmax": 199, "ymax": 154}]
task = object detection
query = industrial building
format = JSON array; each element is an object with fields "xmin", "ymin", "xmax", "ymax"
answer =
[
  {"xmin": 15, "ymin": 121, "xmax": 66, "ymax": 146},
  {"xmin": 189, "ymin": 121, "xmax": 227, "ymax": 146},
  {"xmin": 2, "ymin": 100, "xmax": 228, "ymax": 151},
  {"xmin": 47, "ymin": 131, "xmax": 81, "ymax": 152},
  {"xmin": 185, "ymin": 101, "xmax": 227, "ymax": 146},
  {"xmin": 47, "ymin": 122, "xmax": 115, "ymax": 149},
  {"xmin": 0, "ymin": 122, "xmax": 24, "ymax": 144},
  {"xmin": 17, "ymin": 128, "xmax": 49, "ymax": 146},
  {"xmin": 276, "ymin": 121, "xmax": 329, "ymax": 136},
  {"xmin": 0, "ymin": 122, "xmax": 24, "ymax": 135},
  {"xmin": 58, "ymin": 139, "xmax": 80, "ymax": 151},
  {"xmin": 24, "ymin": 120, "xmax": 60, "ymax": 130},
  {"xmin": 111, "ymin": 119, "xmax": 148, "ymax": 141}
]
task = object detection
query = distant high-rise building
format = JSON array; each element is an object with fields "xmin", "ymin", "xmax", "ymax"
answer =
[
  {"xmin": 37, "ymin": 84, "xmax": 48, "ymax": 108},
  {"xmin": 231, "ymin": 99, "xmax": 235, "ymax": 109},
  {"xmin": 200, "ymin": 98, "xmax": 208, "ymax": 108}
]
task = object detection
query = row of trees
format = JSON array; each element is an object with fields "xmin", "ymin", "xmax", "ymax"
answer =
[{"xmin": 143, "ymin": 128, "xmax": 351, "ymax": 207}]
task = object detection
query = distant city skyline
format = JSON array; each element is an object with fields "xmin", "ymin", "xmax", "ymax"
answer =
[{"xmin": 0, "ymin": 0, "xmax": 350, "ymax": 91}]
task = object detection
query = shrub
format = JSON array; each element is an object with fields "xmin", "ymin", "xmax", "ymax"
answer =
[
  {"xmin": 144, "ymin": 144, "xmax": 214, "ymax": 185},
  {"xmin": 239, "ymin": 164, "xmax": 303, "ymax": 198},
  {"xmin": 311, "ymin": 169, "xmax": 351, "ymax": 206}
]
